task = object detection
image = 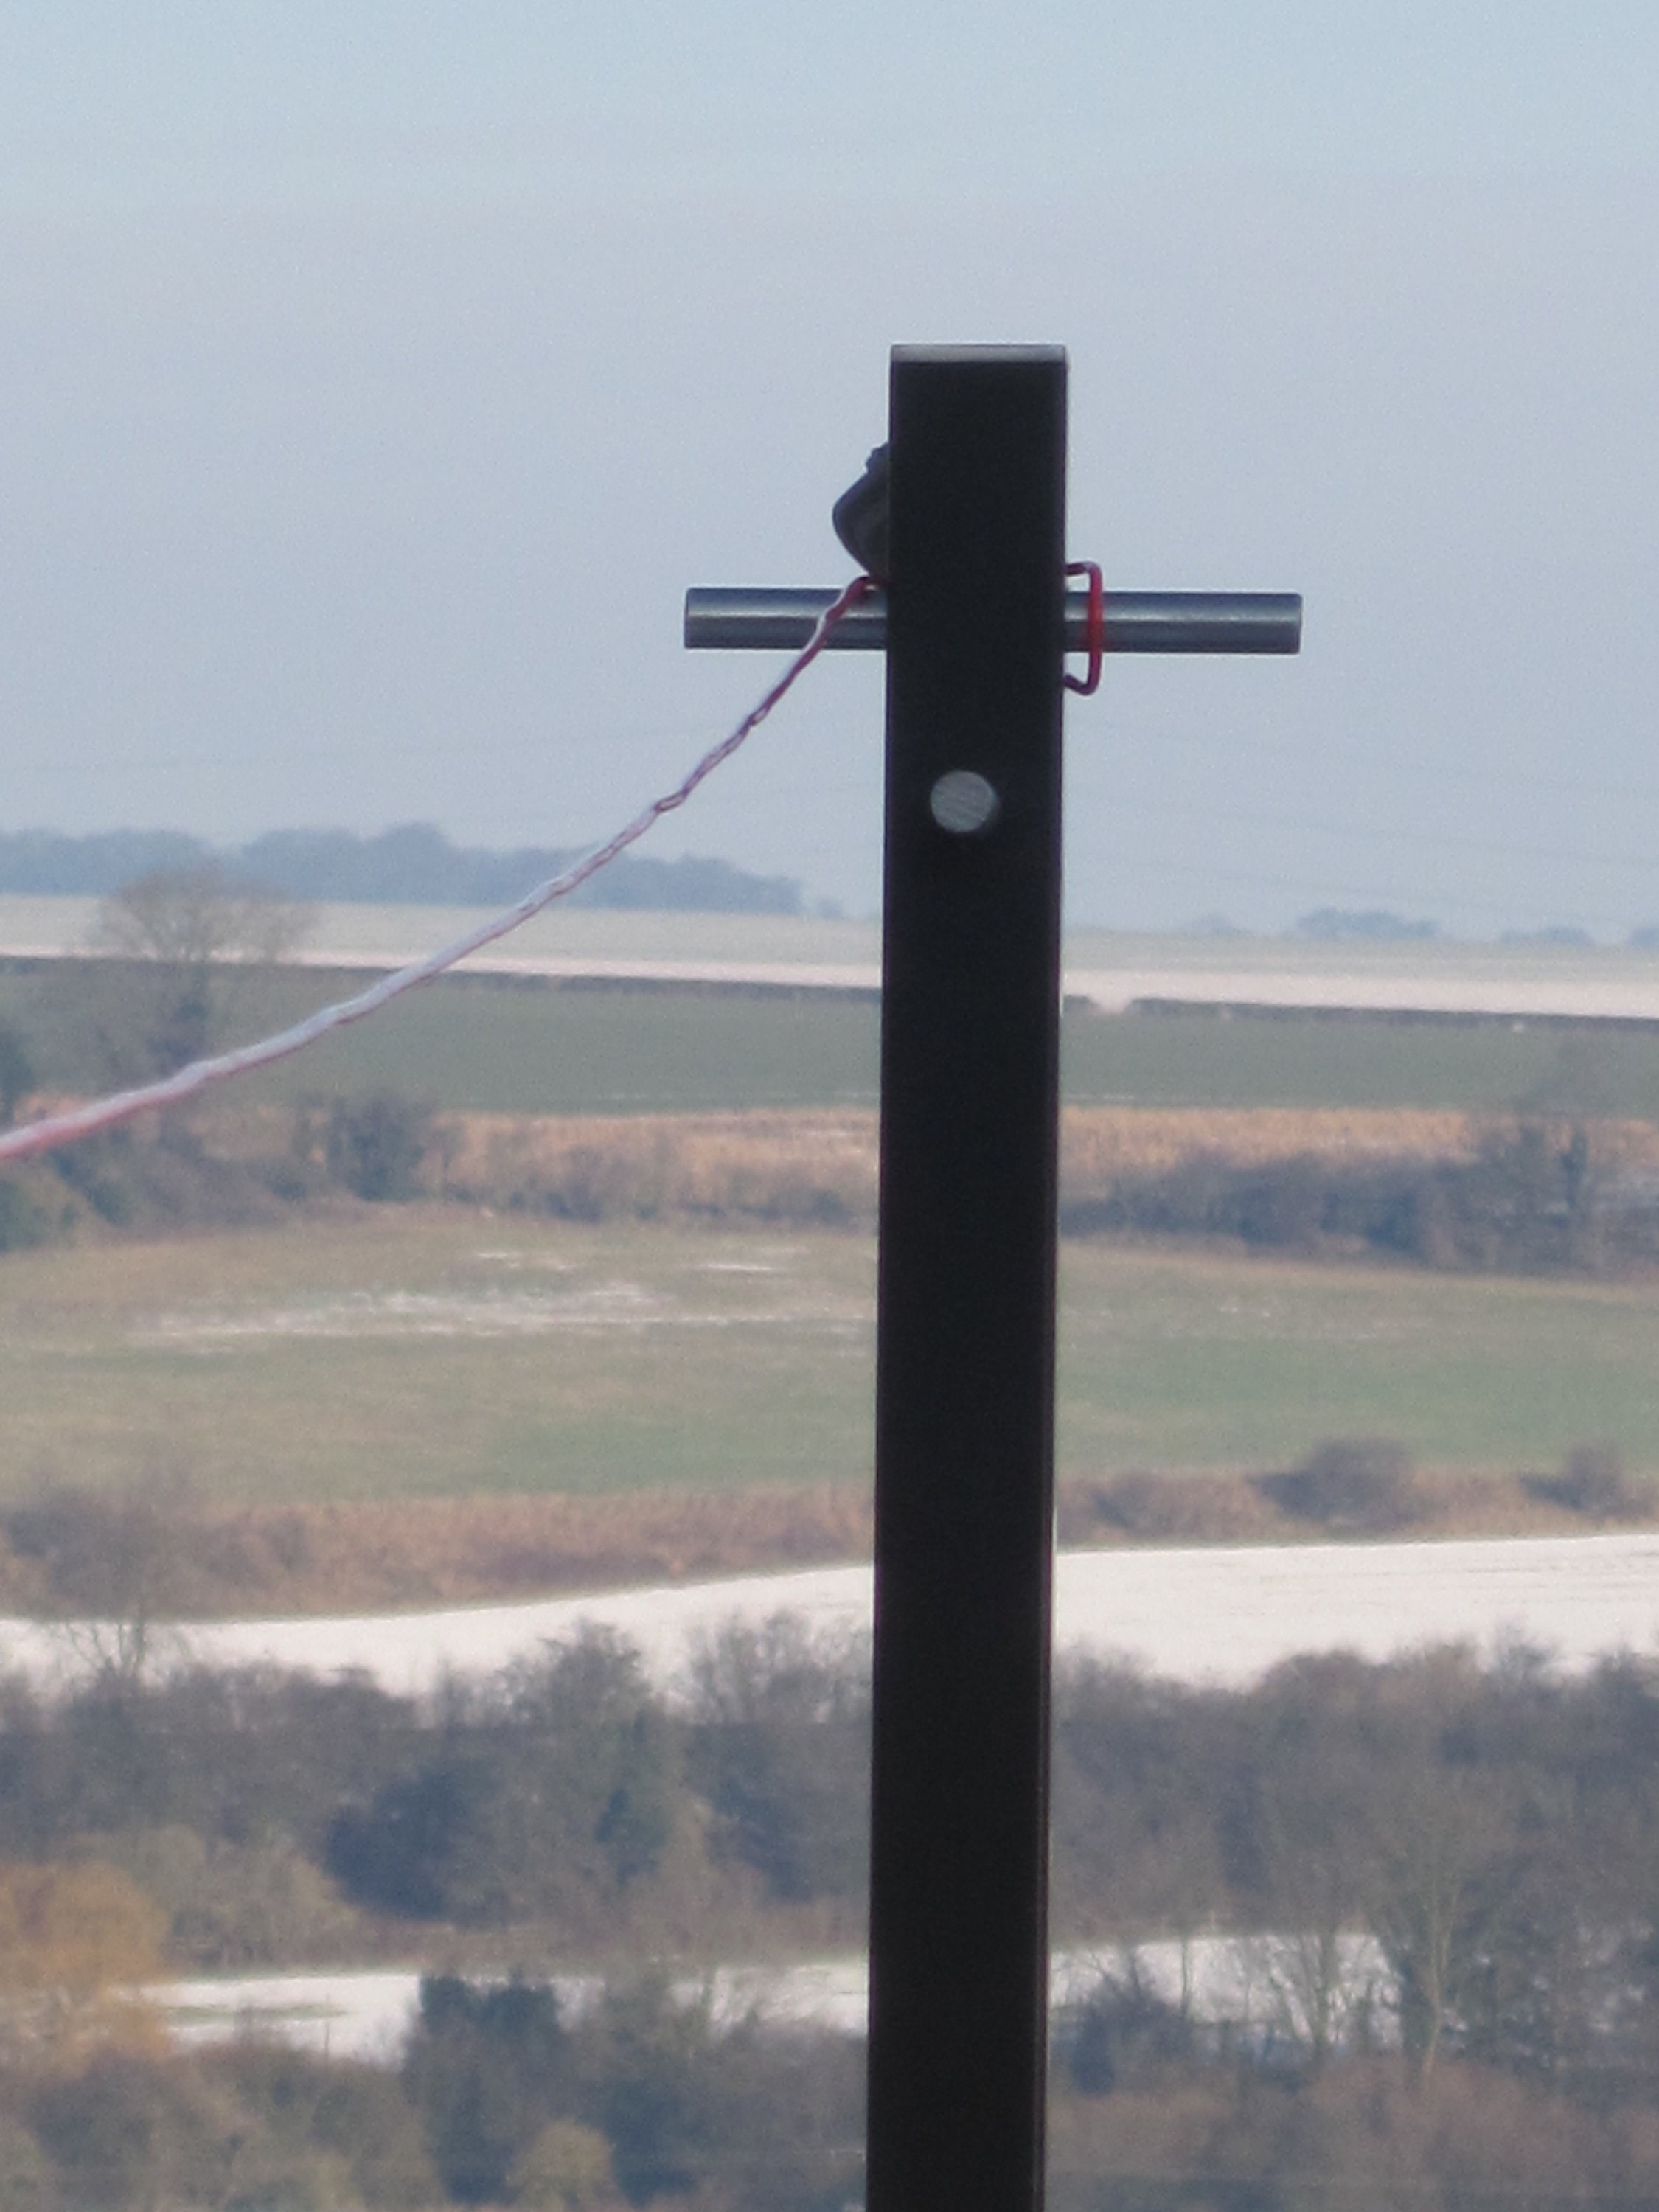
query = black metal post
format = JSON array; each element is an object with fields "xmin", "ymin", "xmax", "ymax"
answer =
[
  {"xmin": 866, "ymin": 345, "xmax": 1068, "ymax": 2212},
  {"xmin": 681, "ymin": 341, "xmax": 1297, "ymax": 2212}
]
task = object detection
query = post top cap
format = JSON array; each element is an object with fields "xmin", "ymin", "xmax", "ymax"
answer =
[{"xmin": 890, "ymin": 343, "xmax": 1066, "ymax": 367}]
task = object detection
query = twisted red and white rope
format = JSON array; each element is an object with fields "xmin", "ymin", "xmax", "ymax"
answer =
[{"xmin": 0, "ymin": 575, "xmax": 875, "ymax": 1166}]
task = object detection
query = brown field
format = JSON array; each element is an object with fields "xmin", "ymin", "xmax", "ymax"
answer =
[
  {"xmin": 34, "ymin": 1095, "xmax": 1659, "ymax": 1232},
  {"xmin": 431, "ymin": 1106, "xmax": 880, "ymax": 1220},
  {"xmin": 1, "ymin": 1464, "xmax": 1648, "ymax": 1620},
  {"xmin": 0, "ymin": 1482, "xmax": 877, "ymax": 1620},
  {"xmin": 422, "ymin": 1102, "xmax": 1659, "ymax": 1220}
]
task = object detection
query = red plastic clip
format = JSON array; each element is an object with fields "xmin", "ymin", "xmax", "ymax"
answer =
[{"xmin": 1064, "ymin": 560, "xmax": 1103, "ymax": 695}]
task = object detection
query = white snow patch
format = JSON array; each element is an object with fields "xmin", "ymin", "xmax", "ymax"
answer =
[
  {"xmin": 6, "ymin": 1532, "xmax": 1659, "ymax": 1698},
  {"xmin": 155, "ymin": 1939, "xmax": 1396, "ymax": 2063},
  {"xmin": 133, "ymin": 1279, "xmax": 858, "ymax": 1346}
]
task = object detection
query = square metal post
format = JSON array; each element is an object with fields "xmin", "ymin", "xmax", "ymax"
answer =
[
  {"xmin": 681, "ymin": 336, "xmax": 1294, "ymax": 2212},
  {"xmin": 867, "ymin": 346, "xmax": 1068, "ymax": 2212}
]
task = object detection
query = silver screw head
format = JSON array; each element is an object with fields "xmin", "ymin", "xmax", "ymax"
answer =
[{"xmin": 928, "ymin": 770, "xmax": 1001, "ymax": 837}]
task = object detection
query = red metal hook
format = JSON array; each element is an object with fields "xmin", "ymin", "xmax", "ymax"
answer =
[{"xmin": 1064, "ymin": 560, "xmax": 1103, "ymax": 695}]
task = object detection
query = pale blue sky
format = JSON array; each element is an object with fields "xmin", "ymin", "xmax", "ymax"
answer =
[
  {"xmin": 4, "ymin": 3, "xmax": 1658, "ymax": 202},
  {"xmin": 1, "ymin": 4, "xmax": 1658, "ymax": 931}
]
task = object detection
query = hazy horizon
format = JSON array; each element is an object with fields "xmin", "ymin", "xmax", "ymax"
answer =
[{"xmin": 3, "ymin": 7, "xmax": 1657, "ymax": 938}]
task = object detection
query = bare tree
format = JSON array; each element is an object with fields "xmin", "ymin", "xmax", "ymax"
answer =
[
  {"xmin": 88, "ymin": 860, "xmax": 312, "ymax": 1077},
  {"xmin": 1251, "ymin": 1927, "xmax": 1385, "ymax": 2070},
  {"xmin": 5, "ymin": 1481, "xmax": 192, "ymax": 1687},
  {"xmin": 95, "ymin": 860, "xmax": 307, "ymax": 970},
  {"xmin": 1367, "ymin": 1764, "xmax": 1505, "ymax": 2082},
  {"xmin": 1249, "ymin": 1690, "xmax": 1382, "ymax": 2071}
]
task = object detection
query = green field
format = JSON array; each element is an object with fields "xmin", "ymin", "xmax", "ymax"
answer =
[
  {"xmin": 2, "ymin": 1211, "xmax": 1656, "ymax": 1506},
  {"xmin": 10, "ymin": 961, "xmax": 1659, "ymax": 1116}
]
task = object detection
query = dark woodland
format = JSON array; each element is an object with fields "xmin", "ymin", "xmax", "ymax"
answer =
[{"xmin": 1, "ymin": 1626, "xmax": 1659, "ymax": 2202}]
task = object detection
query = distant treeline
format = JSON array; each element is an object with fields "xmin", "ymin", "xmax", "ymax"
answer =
[
  {"xmin": 8, "ymin": 1624, "xmax": 1659, "ymax": 2202},
  {"xmin": 0, "ymin": 823, "xmax": 805, "ymax": 913},
  {"xmin": 9, "ymin": 1604, "xmax": 1659, "ymax": 2085},
  {"xmin": 1062, "ymin": 1119, "xmax": 1659, "ymax": 1274}
]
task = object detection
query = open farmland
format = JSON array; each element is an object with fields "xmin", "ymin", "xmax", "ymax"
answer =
[
  {"xmin": 2, "ymin": 1211, "xmax": 1658, "ymax": 1534},
  {"xmin": 8, "ymin": 922, "xmax": 1659, "ymax": 1607},
  {"xmin": 14, "ymin": 953, "xmax": 1659, "ymax": 1116},
  {"xmin": 0, "ymin": 1215, "xmax": 877, "ymax": 1508}
]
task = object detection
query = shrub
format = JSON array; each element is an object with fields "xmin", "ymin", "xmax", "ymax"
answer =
[
  {"xmin": 1533, "ymin": 1441, "xmax": 1646, "ymax": 1523},
  {"xmin": 29, "ymin": 2053, "xmax": 234, "ymax": 2208},
  {"xmin": 0, "ymin": 1178, "xmax": 53, "ymax": 1253},
  {"xmin": 686, "ymin": 1615, "xmax": 871, "ymax": 1905},
  {"xmin": 1262, "ymin": 1439, "xmax": 1421, "ymax": 1533},
  {"xmin": 0, "ymin": 1020, "xmax": 33, "ymax": 1127},
  {"xmin": 220, "ymin": 2048, "xmax": 440, "ymax": 2209},
  {"xmin": 48, "ymin": 1135, "xmax": 136, "ymax": 1225},
  {"xmin": 1054, "ymin": 1965, "xmax": 1197, "ymax": 2096},
  {"xmin": 570, "ymin": 1978, "xmax": 865, "ymax": 2212},
  {"xmin": 1060, "ymin": 1472, "xmax": 1267, "ymax": 1547},
  {"xmin": 218, "ymin": 2140, "xmax": 361, "ymax": 2208},
  {"xmin": 0, "ymin": 1860, "xmax": 167, "ymax": 2062},
  {"xmin": 1079, "ymin": 1472, "xmax": 1173, "ymax": 1538},
  {"xmin": 325, "ymin": 1093, "xmax": 432, "ymax": 1203},
  {"xmin": 404, "ymin": 1972, "xmax": 863, "ymax": 2212},
  {"xmin": 326, "ymin": 1763, "xmax": 474, "ymax": 1921},
  {"xmin": 0, "ymin": 2115, "xmax": 56, "ymax": 2210},
  {"xmin": 510, "ymin": 2118, "xmax": 620, "ymax": 2212},
  {"xmin": 91, "ymin": 1825, "xmax": 362, "ymax": 1969},
  {"xmin": 328, "ymin": 1630, "xmax": 674, "ymax": 1925},
  {"xmin": 1060, "ymin": 1121, "xmax": 1642, "ymax": 1276},
  {"xmin": 403, "ymin": 1975, "xmax": 571, "ymax": 2204},
  {"xmin": 1077, "ymin": 1472, "xmax": 1232, "ymax": 1543},
  {"xmin": 39, "ymin": 1119, "xmax": 288, "ymax": 1233},
  {"xmin": 570, "ymin": 1977, "xmax": 723, "ymax": 2205}
]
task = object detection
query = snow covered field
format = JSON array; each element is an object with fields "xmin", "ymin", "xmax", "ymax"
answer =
[
  {"xmin": 10, "ymin": 898, "xmax": 1659, "ymax": 1021},
  {"xmin": 8, "ymin": 1530, "xmax": 1659, "ymax": 1697},
  {"xmin": 157, "ymin": 1937, "xmax": 1391, "ymax": 2065},
  {"xmin": 158, "ymin": 1958, "xmax": 876, "ymax": 2065}
]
